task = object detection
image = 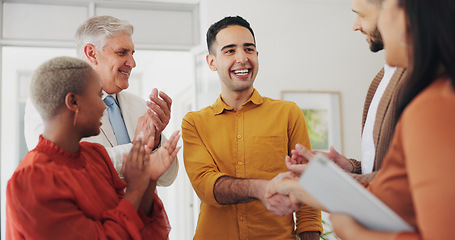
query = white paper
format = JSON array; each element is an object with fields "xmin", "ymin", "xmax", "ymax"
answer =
[{"xmin": 299, "ymin": 154, "xmax": 414, "ymax": 232}]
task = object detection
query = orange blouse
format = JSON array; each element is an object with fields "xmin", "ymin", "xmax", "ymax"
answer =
[
  {"xmin": 368, "ymin": 78, "xmax": 455, "ymax": 239},
  {"xmin": 6, "ymin": 136, "xmax": 170, "ymax": 239}
]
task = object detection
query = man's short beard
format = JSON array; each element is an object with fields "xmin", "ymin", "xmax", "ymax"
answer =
[
  {"xmin": 370, "ymin": 40, "xmax": 384, "ymax": 52},
  {"xmin": 369, "ymin": 27, "xmax": 384, "ymax": 52}
]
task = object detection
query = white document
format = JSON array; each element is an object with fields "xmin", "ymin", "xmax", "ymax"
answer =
[{"xmin": 299, "ymin": 154, "xmax": 414, "ymax": 232}]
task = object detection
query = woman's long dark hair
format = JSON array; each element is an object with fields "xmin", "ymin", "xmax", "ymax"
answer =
[{"xmin": 397, "ymin": 0, "xmax": 455, "ymax": 117}]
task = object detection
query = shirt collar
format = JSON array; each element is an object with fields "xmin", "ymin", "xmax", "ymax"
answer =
[
  {"xmin": 212, "ymin": 88, "xmax": 263, "ymax": 115},
  {"xmin": 102, "ymin": 91, "xmax": 118, "ymax": 102}
]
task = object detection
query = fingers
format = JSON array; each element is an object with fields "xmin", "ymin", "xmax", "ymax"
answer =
[
  {"xmin": 286, "ymin": 154, "xmax": 307, "ymax": 175},
  {"xmin": 121, "ymin": 153, "xmax": 128, "ymax": 173},
  {"xmin": 147, "ymin": 89, "xmax": 172, "ymax": 131},
  {"xmin": 151, "ymin": 88, "xmax": 159, "ymax": 98},
  {"xmin": 285, "ymin": 156, "xmax": 294, "ymax": 166},
  {"xmin": 147, "ymin": 99, "xmax": 169, "ymax": 119},
  {"xmin": 164, "ymin": 132, "xmax": 181, "ymax": 162},
  {"xmin": 134, "ymin": 113, "xmax": 155, "ymax": 145},
  {"xmin": 130, "ymin": 138, "xmax": 141, "ymax": 167},
  {"xmin": 138, "ymin": 142, "xmax": 146, "ymax": 169},
  {"xmin": 290, "ymin": 148, "xmax": 310, "ymax": 164},
  {"xmin": 329, "ymin": 146, "xmax": 340, "ymax": 158},
  {"xmin": 289, "ymin": 150, "xmax": 303, "ymax": 164},
  {"xmin": 266, "ymin": 176, "xmax": 299, "ymax": 199},
  {"xmin": 286, "ymin": 163, "xmax": 307, "ymax": 175},
  {"xmin": 146, "ymin": 135, "xmax": 155, "ymax": 152},
  {"xmin": 146, "ymin": 102, "xmax": 168, "ymax": 131},
  {"xmin": 264, "ymin": 178, "xmax": 303, "ymax": 216},
  {"xmin": 169, "ymin": 146, "xmax": 181, "ymax": 163},
  {"xmin": 129, "ymin": 138, "xmax": 151, "ymax": 169},
  {"xmin": 295, "ymin": 144, "xmax": 315, "ymax": 161},
  {"xmin": 158, "ymin": 90, "xmax": 172, "ymax": 110},
  {"xmin": 138, "ymin": 118, "xmax": 155, "ymax": 151},
  {"xmin": 143, "ymin": 145, "xmax": 151, "ymax": 168},
  {"xmin": 163, "ymin": 130, "xmax": 181, "ymax": 153},
  {"xmin": 266, "ymin": 194, "xmax": 299, "ymax": 216}
]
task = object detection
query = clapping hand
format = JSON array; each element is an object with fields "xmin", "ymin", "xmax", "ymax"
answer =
[
  {"xmin": 146, "ymin": 88, "xmax": 172, "ymax": 149},
  {"xmin": 148, "ymin": 130, "xmax": 181, "ymax": 181},
  {"xmin": 122, "ymin": 137, "xmax": 152, "ymax": 196}
]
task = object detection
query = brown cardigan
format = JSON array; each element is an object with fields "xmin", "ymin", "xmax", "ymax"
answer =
[{"xmin": 350, "ymin": 67, "xmax": 407, "ymax": 182}]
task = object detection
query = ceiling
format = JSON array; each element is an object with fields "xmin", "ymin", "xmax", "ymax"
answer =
[{"xmin": 152, "ymin": 0, "xmax": 199, "ymax": 3}]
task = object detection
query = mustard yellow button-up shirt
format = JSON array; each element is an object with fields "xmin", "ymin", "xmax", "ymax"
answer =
[{"xmin": 182, "ymin": 89, "xmax": 322, "ymax": 239}]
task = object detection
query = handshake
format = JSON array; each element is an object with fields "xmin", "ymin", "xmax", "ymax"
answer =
[{"xmin": 263, "ymin": 143, "xmax": 345, "ymax": 216}]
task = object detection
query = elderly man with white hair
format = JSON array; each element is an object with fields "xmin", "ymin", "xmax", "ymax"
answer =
[{"xmin": 24, "ymin": 15, "xmax": 178, "ymax": 185}]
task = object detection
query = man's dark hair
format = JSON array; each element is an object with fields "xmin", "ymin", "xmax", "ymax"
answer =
[{"xmin": 206, "ymin": 16, "xmax": 255, "ymax": 54}]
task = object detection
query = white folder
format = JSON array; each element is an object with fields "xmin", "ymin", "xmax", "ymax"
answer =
[{"xmin": 299, "ymin": 154, "xmax": 414, "ymax": 232}]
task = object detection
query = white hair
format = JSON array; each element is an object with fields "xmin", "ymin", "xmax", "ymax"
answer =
[{"xmin": 75, "ymin": 15, "xmax": 134, "ymax": 59}]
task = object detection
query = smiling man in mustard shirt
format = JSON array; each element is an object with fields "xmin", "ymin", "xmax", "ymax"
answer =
[{"xmin": 182, "ymin": 16, "xmax": 322, "ymax": 240}]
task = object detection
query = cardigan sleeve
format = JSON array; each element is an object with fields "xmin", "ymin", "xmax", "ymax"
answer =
[
  {"xmin": 348, "ymin": 158, "xmax": 362, "ymax": 174},
  {"xmin": 348, "ymin": 158, "xmax": 379, "ymax": 183}
]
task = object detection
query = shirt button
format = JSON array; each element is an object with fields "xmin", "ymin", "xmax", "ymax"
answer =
[
  {"xmin": 237, "ymin": 135, "xmax": 242, "ymax": 139},
  {"xmin": 237, "ymin": 161, "xmax": 243, "ymax": 166},
  {"xmin": 236, "ymin": 113, "xmax": 241, "ymax": 117}
]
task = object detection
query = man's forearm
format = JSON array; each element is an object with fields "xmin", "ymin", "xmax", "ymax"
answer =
[
  {"xmin": 213, "ymin": 176, "xmax": 266, "ymax": 205},
  {"xmin": 298, "ymin": 231, "xmax": 320, "ymax": 240}
]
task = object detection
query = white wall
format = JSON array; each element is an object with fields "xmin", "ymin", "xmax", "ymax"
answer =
[{"xmin": 201, "ymin": 0, "xmax": 386, "ymax": 159}]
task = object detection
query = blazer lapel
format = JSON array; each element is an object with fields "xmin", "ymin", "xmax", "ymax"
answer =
[{"xmin": 100, "ymin": 106, "xmax": 117, "ymax": 146}]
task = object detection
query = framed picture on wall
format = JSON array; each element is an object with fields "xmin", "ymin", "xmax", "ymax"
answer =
[{"xmin": 281, "ymin": 91, "xmax": 343, "ymax": 153}]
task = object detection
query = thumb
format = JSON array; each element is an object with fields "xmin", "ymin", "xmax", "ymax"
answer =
[
  {"xmin": 297, "ymin": 144, "xmax": 314, "ymax": 160},
  {"xmin": 329, "ymin": 146, "xmax": 339, "ymax": 158},
  {"xmin": 151, "ymin": 88, "xmax": 159, "ymax": 98},
  {"xmin": 147, "ymin": 135, "xmax": 155, "ymax": 152},
  {"xmin": 121, "ymin": 153, "xmax": 128, "ymax": 172}
]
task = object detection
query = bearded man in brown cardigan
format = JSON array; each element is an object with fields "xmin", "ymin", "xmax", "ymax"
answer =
[{"xmin": 288, "ymin": 0, "xmax": 407, "ymax": 183}]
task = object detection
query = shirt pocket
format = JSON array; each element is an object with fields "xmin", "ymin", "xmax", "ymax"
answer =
[{"xmin": 248, "ymin": 136, "xmax": 288, "ymax": 175}]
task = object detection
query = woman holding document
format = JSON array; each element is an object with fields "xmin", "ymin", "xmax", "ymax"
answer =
[{"xmin": 267, "ymin": 0, "xmax": 455, "ymax": 239}]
